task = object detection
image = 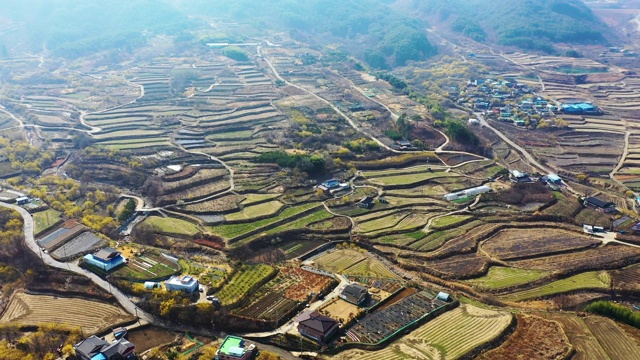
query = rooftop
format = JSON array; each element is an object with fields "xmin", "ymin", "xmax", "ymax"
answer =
[{"xmin": 218, "ymin": 336, "xmax": 247, "ymax": 357}]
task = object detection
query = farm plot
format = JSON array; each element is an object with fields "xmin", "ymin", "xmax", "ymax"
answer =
[
  {"xmin": 33, "ymin": 208, "xmax": 61, "ymax": 235},
  {"xmin": 51, "ymin": 232, "xmax": 105, "ymax": 260},
  {"xmin": 143, "ymin": 216, "xmax": 201, "ymax": 237},
  {"xmin": 346, "ymin": 291, "xmax": 439, "ymax": 344},
  {"xmin": 482, "ymin": 229, "xmax": 600, "ymax": 260},
  {"xmin": 37, "ymin": 220, "xmax": 88, "ymax": 251},
  {"xmin": 235, "ymin": 292, "xmax": 297, "ymax": 321},
  {"xmin": 156, "ymin": 179, "xmax": 230, "ymax": 206},
  {"xmin": 320, "ymin": 299, "xmax": 362, "ymax": 324},
  {"xmin": 112, "ymin": 252, "xmax": 181, "ymax": 281},
  {"xmin": 278, "ymin": 240, "xmax": 326, "ymax": 259},
  {"xmin": 430, "ymin": 215, "xmax": 472, "ymax": 230},
  {"xmin": 341, "ymin": 256, "xmax": 400, "ymax": 279},
  {"xmin": 354, "ymin": 211, "xmax": 409, "ymax": 233},
  {"xmin": 312, "ymin": 249, "xmax": 368, "ymax": 274},
  {"xmin": 367, "ymin": 171, "xmax": 458, "ymax": 187},
  {"xmin": 541, "ymin": 313, "xmax": 610, "ymax": 360},
  {"xmin": 225, "ymin": 200, "xmax": 284, "ymax": 221},
  {"xmin": 178, "ymin": 194, "xmax": 245, "ymax": 214},
  {"xmin": 477, "ymin": 314, "xmax": 571, "ymax": 360},
  {"xmin": 501, "ymin": 271, "xmax": 610, "ymax": 302},
  {"xmin": 584, "ymin": 316, "xmax": 640, "ymax": 359},
  {"xmin": 610, "ymin": 263, "xmax": 640, "ymax": 292},
  {"xmin": 215, "ymin": 264, "xmax": 276, "ymax": 307},
  {"xmin": 338, "ymin": 304, "xmax": 512, "ymax": 360},
  {"xmin": 465, "ymin": 267, "xmax": 550, "ymax": 290},
  {"xmin": 0, "ymin": 292, "xmax": 132, "ymax": 334},
  {"xmin": 408, "ymin": 220, "xmax": 485, "ymax": 252},
  {"xmin": 307, "ymin": 217, "xmax": 352, "ymax": 232}
]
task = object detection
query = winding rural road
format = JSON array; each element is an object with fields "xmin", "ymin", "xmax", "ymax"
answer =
[{"xmin": 0, "ymin": 201, "xmax": 155, "ymax": 325}]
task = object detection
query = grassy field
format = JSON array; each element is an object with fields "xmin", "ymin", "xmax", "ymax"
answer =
[
  {"xmin": 313, "ymin": 249, "xmax": 368, "ymax": 273},
  {"xmin": 431, "ymin": 215, "xmax": 472, "ymax": 230},
  {"xmin": 225, "ymin": 200, "xmax": 284, "ymax": 221},
  {"xmin": 144, "ymin": 216, "xmax": 201, "ymax": 237},
  {"xmin": 368, "ymin": 172, "xmax": 457, "ymax": 186},
  {"xmin": 342, "ymin": 257, "xmax": 400, "ymax": 279},
  {"xmin": 0, "ymin": 292, "xmax": 132, "ymax": 334},
  {"xmin": 465, "ymin": 267, "xmax": 550, "ymax": 290},
  {"xmin": 215, "ymin": 264, "xmax": 276, "ymax": 306},
  {"xmin": 502, "ymin": 271, "xmax": 611, "ymax": 302},
  {"xmin": 241, "ymin": 193, "xmax": 282, "ymax": 205},
  {"xmin": 208, "ymin": 202, "xmax": 321, "ymax": 240},
  {"xmin": 335, "ymin": 305, "xmax": 512, "ymax": 360},
  {"xmin": 33, "ymin": 208, "xmax": 61, "ymax": 235}
]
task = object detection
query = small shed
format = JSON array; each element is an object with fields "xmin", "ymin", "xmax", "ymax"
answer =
[
  {"xmin": 16, "ymin": 197, "xmax": 29, "ymax": 205},
  {"xmin": 436, "ymin": 292, "xmax": 451, "ymax": 302},
  {"xmin": 358, "ymin": 196, "xmax": 374, "ymax": 209}
]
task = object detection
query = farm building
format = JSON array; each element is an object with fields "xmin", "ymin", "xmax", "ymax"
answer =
[
  {"xmin": 16, "ymin": 196, "xmax": 29, "ymax": 205},
  {"xmin": 357, "ymin": 196, "xmax": 375, "ymax": 209},
  {"xmin": 298, "ymin": 311, "xmax": 340, "ymax": 343},
  {"xmin": 510, "ymin": 170, "xmax": 532, "ymax": 183},
  {"xmin": 584, "ymin": 197, "xmax": 616, "ymax": 213},
  {"xmin": 340, "ymin": 284, "xmax": 368, "ymax": 305},
  {"xmin": 396, "ymin": 140, "xmax": 412, "ymax": 149},
  {"xmin": 83, "ymin": 248, "xmax": 124, "ymax": 272},
  {"xmin": 215, "ymin": 335, "xmax": 256, "ymax": 360},
  {"xmin": 562, "ymin": 102, "xmax": 600, "ymax": 114},
  {"xmin": 329, "ymin": 182, "xmax": 350, "ymax": 195},
  {"xmin": 583, "ymin": 224, "xmax": 605, "ymax": 234},
  {"xmin": 165, "ymin": 275, "xmax": 199, "ymax": 293},
  {"xmin": 443, "ymin": 185, "xmax": 492, "ymax": 201},
  {"xmin": 74, "ymin": 335, "xmax": 135, "ymax": 360},
  {"xmin": 318, "ymin": 179, "xmax": 341, "ymax": 191},
  {"xmin": 436, "ymin": 292, "xmax": 452, "ymax": 302},
  {"xmin": 144, "ymin": 281, "xmax": 160, "ymax": 289}
]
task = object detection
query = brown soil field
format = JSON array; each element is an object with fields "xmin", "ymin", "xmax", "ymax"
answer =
[
  {"xmin": 611, "ymin": 263, "xmax": 640, "ymax": 292},
  {"xmin": 127, "ymin": 326, "xmax": 177, "ymax": 352},
  {"xmin": 510, "ymin": 244, "xmax": 640, "ymax": 272},
  {"xmin": 319, "ymin": 298, "xmax": 362, "ymax": 323},
  {"xmin": 541, "ymin": 313, "xmax": 610, "ymax": 360},
  {"xmin": 281, "ymin": 267, "xmax": 334, "ymax": 301},
  {"xmin": 477, "ymin": 314, "xmax": 571, "ymax": 360},
  {"xmin": 0, "ymin": 292, "xmax": 132, "ymax": 334},
  {"xmin": 483, "ymin": 229, "xmax": 600, "ymax": 261},
  {"xmin": 584, "ymin": 316, "xmax": 640, "ymax": 359}
]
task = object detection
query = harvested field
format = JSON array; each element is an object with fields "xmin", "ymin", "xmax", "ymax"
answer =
[
  {"xmin": 127, "ymin": 326, "xmax": 176, "ymax": 353},
  {"xmin": 465, "ymin": 267, "xmax": 550, "ymax": 290},
  {"xmin": 610, "ymin": 263, "xmax": 640, "ymax": 292},
  {"xmin": 477, "ymin": 314, "xmax": 571, "ymax": 360},
  {"xmin": 501, "ymin": 271, "xmax": 610, "ymax": 302},
  {"xmin": 542, "ymin": 313, "xmax": 610, "ymax": 360},
  {"xmin": 337, "ymin": 304, "xmax": 512, "ymax": 360},
  {"xmin": 0, "ymin": 292, "xmax": 132, "ymax": 334},
  {"xmin": 482, "ymin": 229, "xmax": 600, "ymax": 260},
  {"xmin": 584, "ymin": 316, "xmax": 640, "ymax": 359}
]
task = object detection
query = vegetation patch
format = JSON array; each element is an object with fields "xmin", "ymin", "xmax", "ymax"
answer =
[
  {"xmin": 33, "ymin": 209, "xmax": 62, "ymax": 235},
  {"xmin": 465, "ymin": 267, "xmax": 550, "ymax": 290},
  {"xmin": 143, "ymin": 216, "xmax": 201, "ymax": 237},
  {"xmin": 502, "ymin": 271, "xmax": 610, "ymax": 302}
]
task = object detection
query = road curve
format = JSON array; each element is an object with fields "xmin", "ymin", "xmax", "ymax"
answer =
[{"xmin": 0, "ymin": 201, "xmax": 155, "ymax": 325}]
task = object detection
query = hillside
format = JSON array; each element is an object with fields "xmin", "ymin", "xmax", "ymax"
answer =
[
  {"xmin": 186, "ymin": 0, "xmax": 437, "ymax": 68},
  {"xmin": 396, "ymin": 0, "xmax": 613, "ymax": 53}
]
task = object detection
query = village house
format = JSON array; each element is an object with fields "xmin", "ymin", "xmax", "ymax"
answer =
[
  {"xmin": 215, "ymin": 336, "xmax": 256, "ymax": 360},
  {"xmin": 317, "ymin": 179, "xmax": 341, "ymax": 192},
  {"xmin": 83, "ymin": 248, "xmax": 124, "ymax": 272},
  {"xmin": 74, "ymin": 335, "xmax": 135, "ymax": 360},
  {"xmin": 340, "ymin": 284, "xmax": 368, "ymax": 305},
  {"xmin": 357, "ymin": 196, "xmax": 375, "ymax": 209},
  {"xmin": 584, "ymin": 197, "xmax": 616, "ymax": 213},
  {"xmin": 165, "ymin": 275, "xmax": 199, "ymax": 293},
  {"xmin": 298, "ymin": 311, "xmax": 340, "ymax": 343}
]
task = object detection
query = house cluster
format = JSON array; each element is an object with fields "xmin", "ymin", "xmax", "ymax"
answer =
[
  {"xmin": 74, "ymin": 335, "xmax": 135, "ymax": 360},
  {"xmin": 317, "ymin": 179, "xmax": 350, "ymax": 196}
]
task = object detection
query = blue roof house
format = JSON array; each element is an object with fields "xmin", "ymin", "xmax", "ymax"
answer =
[{"xmin": 83, "ymin": 248, "xmax": 124, "ymax": 272}]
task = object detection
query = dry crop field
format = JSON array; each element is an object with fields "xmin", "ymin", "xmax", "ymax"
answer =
[{"xmin": 0, "ymin": 292, "xmax": 132, "ymax": 334}]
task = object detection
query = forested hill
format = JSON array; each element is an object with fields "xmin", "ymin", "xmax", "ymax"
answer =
[
  {"xmin": 2, "ymin": 0, "xmax": 191, "ymax": 59},
  {"xmin": 186, "ymin": 0, "xmax": 437, "ymax": 68},
  {"xmin": 396, "ymin": 0, "xmax": 612, "ymax": 53}
]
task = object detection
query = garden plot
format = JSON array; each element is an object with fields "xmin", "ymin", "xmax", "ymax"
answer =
[
  {"xmin": 482, "ymin": 229, "xmax": 601, "ymax": 260},
  {"xmin": 51, "ymin": 232, "xmax": 105, "ymax": 260},
  {"xmin": 113, "ymin": 252, "xmax": 181, "ymax": 281},
  {"xmin": 235, "ymin": 292, "xmax": 297, "ymax": 321},
  {"xmin": 0, "ymin": 292, "xmax": 132, "ymax": 334},
  {"xmin": 32, "ymin": 208, "xmax": 61, "ymax": 235},
  {"xmin": 319, "ymin": 299, "xmax": 362, "ymax": 324},
  {"xmin": 37, "ymin": 220, "xmax": 88, "ymax": 251},
  {"xmin": 215, "ymin": 264, "xmax": 276, "ymax": 307},
  {"xmin": 345, "ymin": 291, "xmax": 438, "ymax": 344}
]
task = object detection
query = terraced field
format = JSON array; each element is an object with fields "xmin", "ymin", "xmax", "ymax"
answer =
[
  {"xmin": 225, "ymin": 200, "xmax": 284, "ymax": 221},
  {"xmin": 144, "ymin": 216, "xmax": 201, "ymax": 237},
  {"xmin": 336, "ymin": 305, "xmax": 512, "ymax": 360},
  {"xmin": 502, "ymin": 271, "xmax": 611, "ymax": 302},
  {"xmin": 465, "ymin": 267, "xmax": 550, "ymax": 290},
  {"xmin": 215, "ymin": 264, "xmax": 276, "ymax": 306},
  {"xmin": 482, "ymin": 229, "xmax": 600, "ymax": 260},
  {"xmin": 312, "ymin": 249, "xmax": 368, "ymax": 273},
  {"xmin": 0, "ymin": 292, "xmax": 132, "ymax": 333}
]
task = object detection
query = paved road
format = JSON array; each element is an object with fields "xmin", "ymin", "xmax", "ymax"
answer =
[{"xmin": 0, "ymin": 201, "xmax": 155, "ymax": 325}]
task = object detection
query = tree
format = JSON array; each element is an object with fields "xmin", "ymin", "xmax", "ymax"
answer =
[{"xmin": 160, "ymin": 298, "xmax": 176, "ymax": 316}]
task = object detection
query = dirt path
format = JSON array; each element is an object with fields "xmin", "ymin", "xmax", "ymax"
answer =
[{"xmin": 610, "ymin": 130, "xmax": 632, "ymax": 192}]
